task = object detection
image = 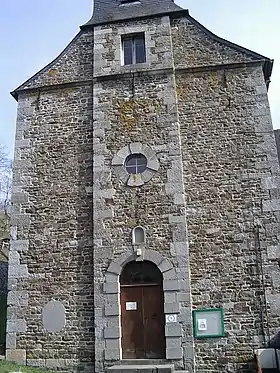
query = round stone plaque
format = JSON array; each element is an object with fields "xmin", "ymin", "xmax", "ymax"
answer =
[{"xmin": 42, "ymin": 300, "xmax": 66, "ymax": 332}]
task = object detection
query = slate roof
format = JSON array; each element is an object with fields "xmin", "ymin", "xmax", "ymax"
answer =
[{"xmin": 81, "ymin": 0, "xmax": 183, "ymax": 28}]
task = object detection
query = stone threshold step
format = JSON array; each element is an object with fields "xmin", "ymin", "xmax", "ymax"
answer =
[
  {"xmin": 108, "ymin": 364, "xmax": 174, "ymax": 373},
  {"xmin": 115, "ymin": 360, "xmax": 170, "ymax": 366}
]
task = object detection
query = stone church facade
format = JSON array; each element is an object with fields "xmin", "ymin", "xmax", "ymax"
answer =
[{"xmin": 7, "ymin": 1, "xmax": 280, "ymax": 372}]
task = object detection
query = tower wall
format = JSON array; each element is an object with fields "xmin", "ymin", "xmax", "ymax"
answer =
[{"xmin": 7, "ymin": 8, "xmax": 279, "ymax": 373}]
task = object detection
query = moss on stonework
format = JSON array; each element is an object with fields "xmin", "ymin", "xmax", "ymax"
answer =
[
  {"xmin": 114, "ymin": 98, "xmax": 162, "ymax": 130},
  {"xmin": 0, "ymin": 361, "xmax": 54, "ymax": 373}
]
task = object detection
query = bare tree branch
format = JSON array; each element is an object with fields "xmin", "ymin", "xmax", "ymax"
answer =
[{"xmin": 0, "ymin": 145, "xmax": 12, "ymax": 260}]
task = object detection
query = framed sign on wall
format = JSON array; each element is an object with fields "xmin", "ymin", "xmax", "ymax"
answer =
[{"xmin": 193, "ymin": 308, "xmax": 225, "ymax": 338}]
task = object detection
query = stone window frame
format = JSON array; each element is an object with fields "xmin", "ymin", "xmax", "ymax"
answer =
[
  {"xmin": 121, "ymin": 33, "xmax": 146, "ymax": 66},
  {"xmin": 117, "ymin": 25, "xmax": 152, "ymax": 73},
  {"xmin": 112, "ymin": 143, "xmax": 160, "ymax": 187},
  {"xmin": 102, "ymin": 249, "xmax": 183, "ymax": 361}
]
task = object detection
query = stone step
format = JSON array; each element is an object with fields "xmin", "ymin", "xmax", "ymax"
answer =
[
  {"xmin": 114, "ymin": 360, "xmax": 170, "ymax": 366},
  {"xmin": 107, "ymin": 363, "xmax": 174, "ymax": 373}
]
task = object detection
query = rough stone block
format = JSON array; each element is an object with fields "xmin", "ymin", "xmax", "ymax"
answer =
[
  {"xmin": 267, "ymin": 245, "xmax": 280, "ymax": 259},
  {"xmin": 6, "ymin": 333, "xmax": 16, "ymax": 349},
  {"xmin": 116, "ymin": 145, "xmax": 130, "ymax": 159},
  {"xmin": 105, "ymin": 272, "xmax": 119, "ymax": 283},
  {"xmin": 96, "ymin": 208, "xmax": 114, "ymax": 219},
  {"xmin": 163, "ymin": 269, "xmax": 177, "ymax": 280},
  {"xmin": 112, "ymin": 155, "xmax": 123, "ymax": 166},
  {"xmin": 165, "ymin": 182, "xmax": 184, "ymax": 195},
  {"xmin": 262, "ymin": 199, "xmax": 280, "ymax": 212},
  {"xmin": 46, "ymin": 359, "xmax": 76, "ymax": 368},
  {"xmin": 166, "ymin": 337, "xmax": 182, "ymax": 349},
  {"xmin": 107, "ymin": 262, "xmax": 122, "ymax": 275},
  {"xmin": 170, "ymin": 242, "xmax": 188, "ymax": 256},
  {"xmin": 103, "ymin": 282, "xmax": 119, "ymax": 294},
  {"xmin": 174, "ymin": 193, "xmax": 185, "ymax": 205},
  {"xmin": 10, "ymin": 214, "xmax": 30, "ymax": 228},
  {"xmin": 147, "ymin": 158, "xmax": 160, "ymax": 171},
  {"xmin": 165, "ymin": 324, "xmax": 182, "ymax": 337},
  {"xmin": 7, "ymin": 279, "xmax": 17, "ymax": 291},
  {"xmin": 105, "ymin": 348, "xmax": 121, "ymax": 361},
  {"xmin": 129, "ymin": 142, "xmax": 142, "ymax": 154},
  {"xmin": 143, "ymin": 250, "xmax": 164, "ymax": 266},
  {"xmin": 164, "ymin": 302, "xmax": 180, "ymax": 314},
  {"xmin": 105, "ymin": 304, "xmax": 120, "ymax": 316},
  {"xmin": 7, "ymin": 291, "xmax": 28, "ymax": 306},
  {"xmin": 127, "ymin": 174, "xmax": 144, "ymax": 187},
  {"xmin": 261, "ymin": 176, "xmax": 280, "ymax": 190},
  {"xmin": 9, "ymin": 251, "xmax": 20, "ymax": 265},
  {"xmin": 178, "ymin": 292, "xmax": 191, "ymax": 303},
  {"xmin": 141, "ymin": 169, "xmax": 155, "ymax": 183},
  {"xmin": 27, "ymin": 360, "xmax": 46, "ymax": 367},
  {"xmin": 6, "ymin": 349, "xmax": 26, "ymax": 364},
  {"xmin": 105, "ymin": 339, "xmax": 120, "ymax": 349},
  {"xmin": 164, "ymin": 292, "xmax": 177, "ymax": 303},
  {"xmin": 8, "ymin": 264, "xmax": 28, "ymax": 279},
  {"xmin": 166, "ymin": 347, "xmax": 183, "ymax": 360},
  {"xmin": 183, "ymin": 345, "xmax": 195, "ymax": 361},
  {"xmin": 168, "ymin": 215, "xmax": 185, "ymax": 224},
  {"xmin": 11, "ymin": 192, "xmax": 29, "ymax": 204},
  {"xmin": 158, "ymin": 259, "xmax": 173, "ymax": 273},
  {"xmin": 163, "ymin": 279, "xmax": 179, "ymax": 291},
  {"xmin": 6, "ymin": 319, "xmax": 27, "ymax": 333},
  {"xmin": 104, "ymin": 327, "xmax": 120, "ymax": 339}
]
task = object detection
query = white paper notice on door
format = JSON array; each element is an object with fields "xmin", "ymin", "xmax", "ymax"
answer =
[{"xmin": 126, "ymin": 302, "xmax": 137, "ymax": 310}]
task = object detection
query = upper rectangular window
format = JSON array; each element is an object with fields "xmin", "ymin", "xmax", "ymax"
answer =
[{"xmin": 122, "ymin": 34, "xmax": 146, "ymax": 65}]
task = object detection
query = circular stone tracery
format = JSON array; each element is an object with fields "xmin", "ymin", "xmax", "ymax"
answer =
[{"xmin": 111, "ymin": 143, "xmax": 160, "ymax": 187}]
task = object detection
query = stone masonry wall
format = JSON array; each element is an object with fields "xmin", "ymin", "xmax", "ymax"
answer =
[
  {"xmin": 171, "ymin": 17, "xmax": 256, "ymax": 69},
  {"xmin": 7, "ymin": 85, "xmax": 94, "ymax": 370},
  {"xmin": 170, "ymin": 16, "xmax": 279, "ymax": 372},
  {"xmin": 177, "ymin": 64, "xmax": 279, "ymax": 372},
  {"xmin": 18, "ymin": 30, "xmax": 93, "ymax": 91},
  {"xmin": 92, "ymin": 14, "xmax": 193, "ymax": 372}
]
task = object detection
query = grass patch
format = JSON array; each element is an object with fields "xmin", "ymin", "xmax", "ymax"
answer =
[{"xmin": 0, "ymin": 361, "xmax": 53, "ymax": 373}]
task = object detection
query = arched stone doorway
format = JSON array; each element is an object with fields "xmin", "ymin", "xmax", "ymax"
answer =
[{"xmin": 120, "ymin": 260, "xmax": 165, "ymax": 359}]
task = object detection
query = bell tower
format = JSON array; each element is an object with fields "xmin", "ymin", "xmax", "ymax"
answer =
[{"xmin": 7, "ymin": 0, "xmax": 277, "ymax": 371}]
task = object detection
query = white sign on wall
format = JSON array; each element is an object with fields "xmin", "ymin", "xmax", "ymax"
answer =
[
  {"xmin": 198, "ymin": 318, "xmax": 207, "ymax": 331},
  {"xmin": 166, "ymin": 314, "xmax": 177, "ymax": 323},
  {"xmin": 126, "ymin": 302, "xmax": 137, "ymax": 311}
]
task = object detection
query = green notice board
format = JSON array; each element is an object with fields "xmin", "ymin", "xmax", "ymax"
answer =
[{"xmin": 193, "ymin": 308, "xmax": 225, "ymax": 338}]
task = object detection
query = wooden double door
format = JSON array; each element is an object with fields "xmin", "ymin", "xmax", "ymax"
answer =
[{"xmin": 121, "ymin": 284, "xmax": 165, "ymax": 359}]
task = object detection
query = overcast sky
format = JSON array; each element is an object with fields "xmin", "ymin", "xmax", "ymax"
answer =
[{"xmin": 0, "ymin": 0, "xmax": 279, "ymax": 158}]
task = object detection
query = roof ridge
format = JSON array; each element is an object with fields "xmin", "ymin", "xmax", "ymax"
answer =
[{"xmin": 81, "ymin": 0, "xmax": 183, "ymax": 27}]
